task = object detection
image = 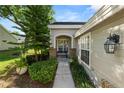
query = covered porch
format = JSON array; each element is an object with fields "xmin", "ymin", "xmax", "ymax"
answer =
[
  {"xmin": 50, "ymin": 34, "xmax": 76, "ymax": 58},
  {"xmin": 56, "ymin": 35, "xmax": 71, "ymax": 57},
  {"xmin": 49, "ymin": 22, "xmax": 83, "ymax": 58}
]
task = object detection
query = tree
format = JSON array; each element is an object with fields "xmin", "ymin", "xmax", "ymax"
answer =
[
  {"xmin": 0, "ymin": 5, "xmax": 54, "ymax": 61},
  {"xmin": 22, "ymin": 6, "xmax": 54, "ymax": 61}
]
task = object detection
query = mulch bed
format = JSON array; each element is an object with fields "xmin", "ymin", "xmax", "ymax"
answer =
[
  {"xmin": 11, "ymin": 72, "xmax": 53, "ymax": 88},
  {"xmin": 0, "ymin": 68, "xmax": 53, "ymax": 88}
]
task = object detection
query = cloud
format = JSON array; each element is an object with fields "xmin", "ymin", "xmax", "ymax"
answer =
[
  {"xmin": 55, "ymin": 11, "xmax": 81, "ymax": 22},
  {"xmin": 80, "ymin": 5, "xmax": 103, "ymax": 21},
  {"xmin": 90, "ymin": 5, "xmax": 103, "ymax": 11},
  {"xmin": 54, "ymin": 5, "xmax": 103, "ymax": 22}
]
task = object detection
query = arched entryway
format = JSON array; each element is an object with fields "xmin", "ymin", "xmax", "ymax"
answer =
[
  {"xmin": 49, "ymin": 34, "xmax": 75, "ymax": 58},
  {"xmin": 56, "ymin": 35, "xmax": 71, "ymax": 57}
]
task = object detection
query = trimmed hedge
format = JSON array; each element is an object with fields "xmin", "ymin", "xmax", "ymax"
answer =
[
  {"xmin": 28, "ymin": 59, "xmax": 57, "ymax": 84},
  {"xmin": 70, "ymin": 61, "xmax": 95, "ymax": 88}
]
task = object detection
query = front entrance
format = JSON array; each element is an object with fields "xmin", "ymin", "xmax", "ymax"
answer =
[
  {"xmin": 56, "ymin": 36, "xmax": 71, "ymax": 58},
  {"xmin": 57, "ymin": 39, "xmax": 69, "ymax": 53}
]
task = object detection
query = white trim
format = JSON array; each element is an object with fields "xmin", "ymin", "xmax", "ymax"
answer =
[
  {"xmin": 79, "ymin": 32, "xmax": 91, "ymax": 68},
  {"xmin": 78, "ymin": 55, "xmax": 91, "ymax": 70},
  {"xmin": 48, "ymin": 24, "xmax": 83, "ymax": 29},
  {"xmin": 89, "ymin": 32, "xmax": 92, "ymax": 68},
  {"xmin": 78, "ymin": 37, "xmax": 81, "ymax": 57},
  {"xmin": 71, "ymin": 37, "xmax": 74, "ymax": 48}
]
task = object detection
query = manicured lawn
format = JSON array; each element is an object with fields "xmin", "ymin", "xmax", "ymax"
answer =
[
  {"xmin": 0, "ymin": 50, "xmax": 20, "ymax": 75},
  {"xmin": 0, "ymin": 49, "xmax": 35, "ymax": 75}
]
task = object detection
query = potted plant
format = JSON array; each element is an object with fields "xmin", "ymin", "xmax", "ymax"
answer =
[{"xmin": 16, "ymin": 59, "xmax": 28, "ymax": 75}]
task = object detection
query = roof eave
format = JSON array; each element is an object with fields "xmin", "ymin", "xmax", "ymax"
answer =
[{"xmin": 75, "ymin": 5, "xmax": 124, "ymax": 38}]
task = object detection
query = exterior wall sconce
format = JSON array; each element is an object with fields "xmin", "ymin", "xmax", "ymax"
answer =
[{"xmin": 104, "ymin": 34, "xmax": 120, "ymax": 54}]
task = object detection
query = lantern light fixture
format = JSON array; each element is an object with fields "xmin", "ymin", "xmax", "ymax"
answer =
[{"xmin": 104, "ymin": 34, "xmax": 120, "ymax": 54}]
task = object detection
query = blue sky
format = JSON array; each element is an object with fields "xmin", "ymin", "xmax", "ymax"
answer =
[
  {"xmin": 0, "ymin": 5, "xmax": 101, "ymax": 34},
  {"xmin": 53, "ymin": 5, "xmax": 100, "ymax": 22}
]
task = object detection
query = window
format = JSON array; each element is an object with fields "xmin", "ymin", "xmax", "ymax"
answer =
[
  {"xmin": 80, "ymin": 34, "xmax": 90, "ymax": 65},
  {"xmin": 81, "ymin": 50, "xmax": 89, "ymax": 65}
]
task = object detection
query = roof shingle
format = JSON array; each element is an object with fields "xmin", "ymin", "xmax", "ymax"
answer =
[{"xmin": 50, "ymin": 22, "xmax": 86, "ymax": 25}]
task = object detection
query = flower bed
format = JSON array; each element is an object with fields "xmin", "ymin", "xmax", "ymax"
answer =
[{"xmin": 70, "ymin": 61, "xmax": 95, "ymax": 88}]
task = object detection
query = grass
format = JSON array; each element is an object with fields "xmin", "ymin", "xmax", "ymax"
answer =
[
  {"xmin": 26, "ymin": 49, "xmax": 35, "ymax": 55},
  {"xmin": 0, "ymin": 49, "xmax": 54, "ymax": 88},
  {"xmin": 70, "ymin": 61, "xmax": 95, "ymax": 88},
  {"xmin": 0, "ymin": 50, "xmax": 20, "ymax": 75},
  {"xmin": 0, "ymin": 49, "xmax": 47, "ymax": 75}
]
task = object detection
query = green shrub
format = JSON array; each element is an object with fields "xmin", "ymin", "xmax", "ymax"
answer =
[
  {"xmin": 15, "ymin": 60, "xmax": 28, "ymax": 68},
  {"xmin": 28, "ymin": 59, "xmax": 57, "ymax": 84},
  {"xmin": 70, "ymin": 62, "xmax": 95, "ymax": 88},
  {"xmin": 15, "ymin": 56, "xmax": 28, "ymax": 68}
]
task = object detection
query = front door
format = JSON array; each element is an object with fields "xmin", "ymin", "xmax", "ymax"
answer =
[{"xmin": 57, "ymin": 39, "xmax": 69, "ymax": 53}]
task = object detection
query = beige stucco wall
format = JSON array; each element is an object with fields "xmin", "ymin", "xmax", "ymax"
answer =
[
  {"xmin": 91, "ymin": 16, "xmax": 124, "ymax": 87},
  {"xmin": 49, "ymin": 24, "xmax": 83, "ymax": 58},
  {"xmin": 50, "ymin": 29, "xmax": 78, "ymax": 48},
  {"xmin": 0, "ymin": 26, "xmax": 17, "ymax": 50}
]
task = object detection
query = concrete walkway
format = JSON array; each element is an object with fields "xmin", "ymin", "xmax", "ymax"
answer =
[{"xmin": 53, "ymin": 57, "xmax": 75, "ymax": 88}]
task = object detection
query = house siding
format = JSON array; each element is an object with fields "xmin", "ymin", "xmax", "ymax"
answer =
[
  {"xmin": 77, "ymin": 17, "xmax": 124, "ymax": 87},
  {"xmin": 91, "ymin": 16, "xmax": 124, "ymax": 87},
  {"xmin": 77, "ymin": 15, "xmax": 124, "ymax": 87},
  {"xmin": 0, "ymin": 26, "xmax": 17, "ymax": 50},
  {"xmin": 75, "ymin": 6, "xmax": 124, "ymax": 88}
]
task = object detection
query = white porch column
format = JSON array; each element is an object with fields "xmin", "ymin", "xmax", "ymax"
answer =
[
  {"xmin": 53, "ymin": 36, "xmax": 56, "ymax": 48},
  {"xmin": 79, "ymin": 37, "xmax": 81, "ymax": 57},
  {"xmin": 71, "ymin": 37, "xmax": 74, "ymax": 48},
  {"xmin": 50, "ymin": 29, "xmax": 52, "ymax": 48}
]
